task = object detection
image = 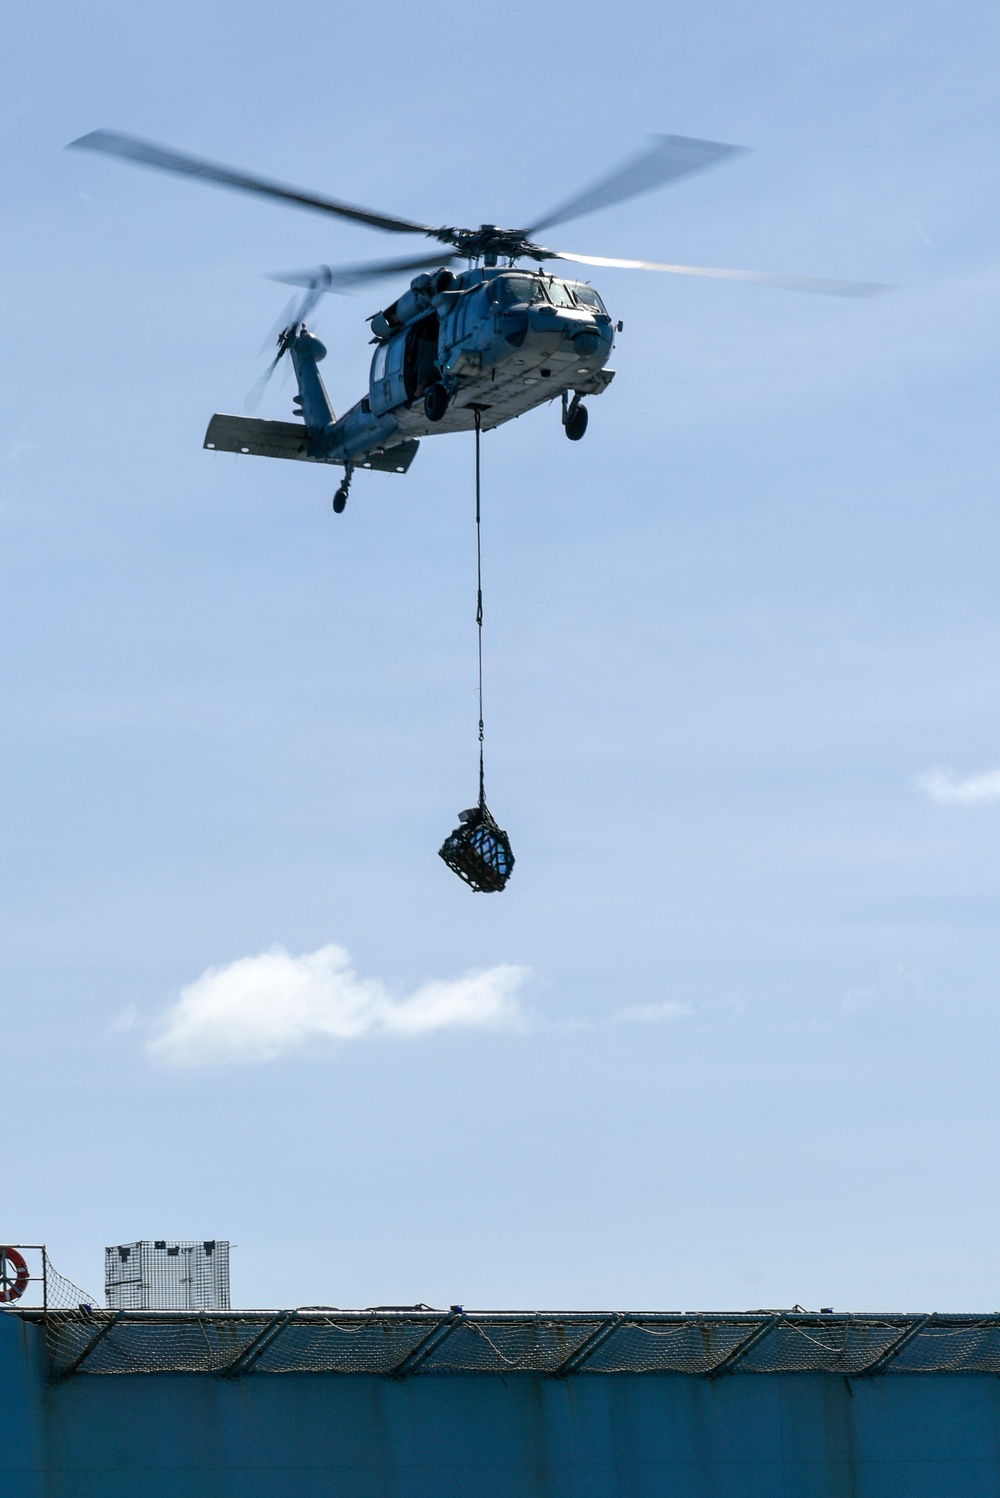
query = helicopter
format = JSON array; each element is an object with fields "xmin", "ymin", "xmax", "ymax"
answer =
[{"xmin": 69, "ymin": 130, "xmax": 887, "ymax": 513}]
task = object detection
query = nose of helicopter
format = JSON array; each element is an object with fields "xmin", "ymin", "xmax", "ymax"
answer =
[
  {"xmin": 525, "ymin": 303, "xmax": 611, "ymax": 357},
  {"xmin": 527, "ymin": 303, "xmax": 589, "ymax": 331}
]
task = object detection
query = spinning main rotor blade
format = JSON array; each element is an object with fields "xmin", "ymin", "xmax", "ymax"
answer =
[
  {"xmin": 68, "ymin": 130, "xmax": 436, "ymax": 237},
  {"xmin": 68, "ymin": 129, "xmax": 887, "ymax": 302},
  {"xmin": 527, "ymin": 134, "xmax": 746, "ymax": 236},
  {"xmin": 270, "ymin": 251, "xmax": 462, "ymax": 295},
  {"xmin": 550, "ymin": 250, "xmax": 891, "ymax": 298}
]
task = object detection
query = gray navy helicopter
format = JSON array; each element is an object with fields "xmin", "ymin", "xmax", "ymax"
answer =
[{"xmin": 70, "ymin": 130, "xmax": 887, "ymax": 513}]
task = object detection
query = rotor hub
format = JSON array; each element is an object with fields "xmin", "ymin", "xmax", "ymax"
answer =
[{"xmin": 436, "ymin": 225, "xmax": 549, "ymax": 265}]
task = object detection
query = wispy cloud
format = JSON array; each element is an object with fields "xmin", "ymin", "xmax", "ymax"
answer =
[
  {"xmin": 916, "ymin": 767, "xmax": 1000, "ymax": 805},
  {"xmin": 614, "ymin": 1001, "xmax": 693, "ymax": 1024},
  {"xmin": 148, "ymin": 944, "xmax": 529, "ymax": 1067},
  {"xmin": 109, "ymin": 1003, "xmax": 138, "ymax": 1035},
  {"xmin": 543, "ymin": 1000, "xmax": 696, "ymax": 1033}
]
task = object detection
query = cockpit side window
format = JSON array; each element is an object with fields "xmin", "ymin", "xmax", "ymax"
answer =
[
  {"xmin": 571, "ymin": 284, "xmax": 607, "ymax": 314},
  {"xmin": 372, "ymin": 343, "xmax": 388, "ymax": 382}
]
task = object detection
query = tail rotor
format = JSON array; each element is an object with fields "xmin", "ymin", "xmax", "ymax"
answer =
[{"xmin": 244, "ymin": 270, "xmax": 332, "ymax": 413}]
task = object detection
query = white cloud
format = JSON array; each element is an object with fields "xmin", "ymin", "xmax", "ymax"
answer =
[
  {"xmin": 916, "ymin": 767, "xmax": 1000, "ymax": 805},
  {"xmin": 148, "ymin": 944, "xmax": 529, "ymax": 1067}
]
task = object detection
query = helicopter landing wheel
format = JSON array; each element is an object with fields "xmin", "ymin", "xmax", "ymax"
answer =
[
  {"xmin": 424, "ymin": 383, "xmax": 449, "ymax": 423},
  {"xmin": 332, "ymin": 463, "xmax": 354, "ymax": 514},
  {"xmin": 565, "ymin": 403, "xmax": 588, "ymax": 441}
]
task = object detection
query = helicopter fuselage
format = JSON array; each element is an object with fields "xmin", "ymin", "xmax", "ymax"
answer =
[{"xmin": 294, "ymin": 267, "xmax": 614, "ymax": 471}]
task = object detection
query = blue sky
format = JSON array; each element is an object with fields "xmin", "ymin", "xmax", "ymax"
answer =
[{"xmin": 4, "ymin": 0, "xmax": 1000, "ymax": 1311}]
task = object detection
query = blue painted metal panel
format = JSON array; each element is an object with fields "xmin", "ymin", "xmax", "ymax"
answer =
[
  {"xmin": 6, "ymin": 1313, "xmax": 1000, "ymax": 1497},
  {"xmin": 0, "ymin": 1314, "xmax": 47, "ymax": 1498}
]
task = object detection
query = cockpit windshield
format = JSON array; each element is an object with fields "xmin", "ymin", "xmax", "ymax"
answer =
[
  {"xmin": 495, "ymin": 275, "xmax": 547, "ymax": 306},
  {"xmin": 571, "ymin": 284, "xmax": 607, "ymax": 314},
  {"xmin": 545, "ymin": 280, "xmax": 577, "ymax": 307}
]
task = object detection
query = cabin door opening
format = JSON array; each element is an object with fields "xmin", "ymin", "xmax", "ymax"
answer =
[{"xmin": 404, "ymin": 315, "xmax": 441, "ymax": 402}]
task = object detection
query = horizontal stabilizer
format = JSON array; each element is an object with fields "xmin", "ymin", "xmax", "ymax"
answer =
[
  {"xmin": 205, "ymin": 414, "xmax": 313, "ymax": 461},
  {"xmin": 203, "ymin": 414, "xmax": 418, "ymax": 474}
]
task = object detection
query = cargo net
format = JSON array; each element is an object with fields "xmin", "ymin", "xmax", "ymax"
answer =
[
  {"xmin": 438, "ymin": 804, "xmax": 514, "ymax": 892},
  {"xmin": 30, "ymin": 1309, "xmax": 1000, "ymax": 1380}
]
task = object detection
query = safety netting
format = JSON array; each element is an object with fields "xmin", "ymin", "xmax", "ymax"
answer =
[
  {"xmin": 0, "ymin": 1248, "xmax": 100, "ymax": 1316},
  {"xmin": 21, "ymin": 1308, "xmax": 1000, "ymax": 1380}
]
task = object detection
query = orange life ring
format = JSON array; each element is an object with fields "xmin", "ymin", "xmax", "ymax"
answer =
[{"xmin": 0, "ymin": 1247, "xmax": 29, "ymax": 1302}]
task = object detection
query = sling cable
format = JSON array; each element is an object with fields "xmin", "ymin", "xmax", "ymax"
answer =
[{"xmin": 438, "ymin": 410, "xmax": 515, "ymax": 892}]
